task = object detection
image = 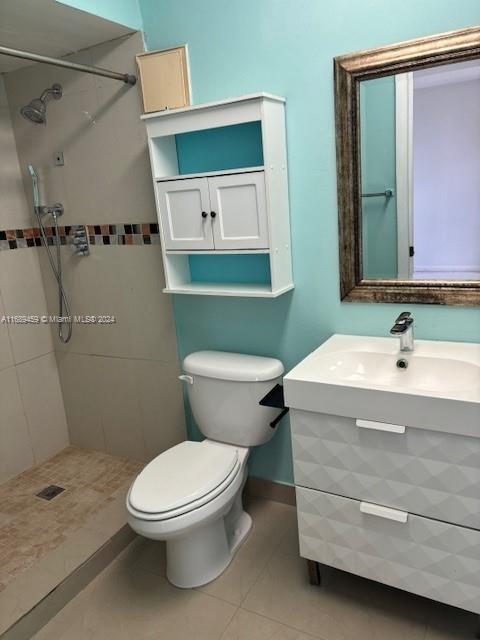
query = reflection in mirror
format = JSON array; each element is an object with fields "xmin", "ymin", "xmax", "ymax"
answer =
[{"xmin": 360, "ymin": 59, "xmax": 480, "ymax": 281}]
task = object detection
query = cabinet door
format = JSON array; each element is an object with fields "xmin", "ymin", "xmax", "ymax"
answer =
[
  {"xmin": 156, "ymin": 178, "xmax": 213, "ymax": 250},
  {"xmin": 208, "ymin": 172, "xmax": 269, "ymax": 250}
]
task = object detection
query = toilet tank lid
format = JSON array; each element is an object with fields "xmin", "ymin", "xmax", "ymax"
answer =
[{"xmin": 183, "ymin": 351, "xmax": 284, "ymax": 382}]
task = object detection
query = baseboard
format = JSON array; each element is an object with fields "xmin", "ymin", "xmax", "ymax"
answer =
[
  {"xmin": 245, "ymin": 476, "xmax": 296, "ymax": 506},
  {"xmin": 1, "ymin": 526, "xmax": 136, "ymax": 640}
]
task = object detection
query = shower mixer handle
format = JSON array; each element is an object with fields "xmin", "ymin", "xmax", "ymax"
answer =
[
  {"xmin": 71, "ymin": 225, "xmax": 90, "ymax": 257},
  {"xmin": 35, "ymin": 202, "xmax": 64, "ymax": 218}
]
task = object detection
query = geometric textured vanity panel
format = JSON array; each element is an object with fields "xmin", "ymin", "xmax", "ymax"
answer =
[
  {"xmin": 291, "ymin": 410, "xmax": 480, "ymax": 529},
  {"xmin": 296, "ymin": 487, "xmax": 480, "ymax": 614}
]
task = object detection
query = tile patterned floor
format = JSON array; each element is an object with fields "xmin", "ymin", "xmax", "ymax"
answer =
[
  {"xmin": 0, "ymin": 446, "xmax": 142, "ymax": 592},
  {"xmin": 33, "ymin": 497, "xmax": 478, "ymax": 640}
]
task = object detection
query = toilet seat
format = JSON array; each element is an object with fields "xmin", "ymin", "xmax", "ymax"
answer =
[{"xmin": 127, "ymin": 441, "xmax": 242, "ymax": 522}]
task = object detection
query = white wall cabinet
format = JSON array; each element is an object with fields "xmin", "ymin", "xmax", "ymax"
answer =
[
  {"xmin": 208, "ymin": 171, "xmax": 268, "ymax": 250},
  {"xmin": 143, "ymin": 93, "xmax": 293, "ymax": 297},
  {"xmin": 156, "ymin": 178, "xmax": 213, "ymax": 250},
  {"xmin": 157, "ymin": 171, "xmax": 268, "ymax": 252}
]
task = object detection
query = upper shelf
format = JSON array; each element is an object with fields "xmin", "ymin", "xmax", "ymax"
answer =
[
  {"xmin": 154, "ymin": 166, "xmax": 264, "ymax": 182},
  {"xmin": 141, "ymin": 92, "xmax": 286, "ymax": 121},
  {"xmin": 142, "ymin": 93, "xmax": 286, "ymax": 138}
]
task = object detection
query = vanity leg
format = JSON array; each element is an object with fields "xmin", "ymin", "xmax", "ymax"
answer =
[
  {"xmin": 475, "ymin": 615, "xmax": 480, "ymax": 639},
  {"xmin": 307, "ymin": 560, "xmax": 321, "ymax": 586}
]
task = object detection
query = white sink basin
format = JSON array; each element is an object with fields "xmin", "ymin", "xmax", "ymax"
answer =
[
  {"xmin": 313, "ymin": 348, "xmax": 480, "ymax": 395},
  {"xmin": 284, "ymin": 335, "xmax": 480, "ymax": 437}
]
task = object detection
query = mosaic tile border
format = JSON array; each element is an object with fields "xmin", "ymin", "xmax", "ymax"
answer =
[{"xmin": 0, "ymin": 223, "xmax": 160, "ymax": 251}]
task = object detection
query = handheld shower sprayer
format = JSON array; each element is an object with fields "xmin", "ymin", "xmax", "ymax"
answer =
[{"xmin": 28, "ymin": 164, "xmax": 72, "ymax": 343}]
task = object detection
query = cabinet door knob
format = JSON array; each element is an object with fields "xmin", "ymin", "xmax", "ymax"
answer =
[
  {"xmin": 201, "ymin": 211, "xmax": 208, "ymax": 218},
  {"xmin": 210, "ymin": 211, "xmax": 217, "ymax": 218}
]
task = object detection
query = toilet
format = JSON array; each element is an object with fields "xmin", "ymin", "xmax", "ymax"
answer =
[{"xmin": 127, "ymin": 350, "xmax": 284, "ymax": 588}]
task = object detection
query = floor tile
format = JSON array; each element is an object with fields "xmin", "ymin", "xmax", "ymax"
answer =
[
  {"xmin": 242, "ymin": 552, "xmax": 429, "ymax": 640},
  {"xmin": 198, "ymin": 498, "xmax": 297, "ymax": 605},
  {"xmin": 221, "ymin": 609, "xmax": 316, "ymax": 639},
  {"xmin": 128, "ymin": 538, "xmax": 166, "ymax": 576},
  {"xmin": 0, "ymin": 446, "xmax": 141, "ymax": 590},
  {"xmin": 26, "ymin": 497, "xmax": 479, "ymax": 640},
  {"xmin": 33, "ymin": 545, "xmax": 237, "ymax": 640}
]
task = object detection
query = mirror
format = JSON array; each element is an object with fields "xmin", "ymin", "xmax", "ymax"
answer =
[
  {"xmin": 360, "ymin": 60, "xmax": 480, "ymax": 281},
  {"xmin": 335, "ymin": 26, "xmax": 480, "ymax": 305}
]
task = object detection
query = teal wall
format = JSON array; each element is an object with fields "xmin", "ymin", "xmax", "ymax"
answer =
[
  {"xmin": 137, "ymin": 0, "xmax": 480, "ymax": 485},
  {"xmin": 360, "ymin": 77, "xmax": 398, "ymax": 279},
  {"xmin": 189, "ymin": 255, "xmax": 271, "ymax": 285},
  {"xmin": 56, "ymin": 0, "xmax": 143, "ymax": 29},
  {"xmin": 176, "ymin": 122, "xmax": 263, "ymax": 174}
]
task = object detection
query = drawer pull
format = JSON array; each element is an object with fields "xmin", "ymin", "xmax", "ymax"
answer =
[
  {"xmin": 356, "ymin": 419, "xmax": 405, "ymax": 434},
  {"xmin": 360, "ymin": 501, "xmax": 408, "ymax": 523}
]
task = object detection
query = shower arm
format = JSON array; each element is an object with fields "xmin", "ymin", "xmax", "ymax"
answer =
[{"xmin": 0, "ymin": 44, "xmax": 136, "ymax": 85}]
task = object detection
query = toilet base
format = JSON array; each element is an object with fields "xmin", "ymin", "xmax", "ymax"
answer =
[{"xmin": 166, "ymin": 498, "xmax": 252, "ymax": 589}]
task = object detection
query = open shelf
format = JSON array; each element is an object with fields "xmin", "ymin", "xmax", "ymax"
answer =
[
  {"xmin": 155, "ymin": 166, "xmax": 265, "ymax": 183},
  {"xmin": 166, "ymin": 248, "xmax": 270, "ymax": 255},
  {"xmin": 163, "ymin": 282, "xmax": 294, "ymax": 297}
]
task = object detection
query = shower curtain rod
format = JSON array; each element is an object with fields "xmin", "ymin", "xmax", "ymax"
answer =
[{"xmin": 0, "ymin": 44, "xmax": 136, "ymax": 85}]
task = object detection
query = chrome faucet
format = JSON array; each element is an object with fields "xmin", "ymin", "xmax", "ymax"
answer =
[{"xmin": 390, "ymin": 311, "xmax": 414, "ymax": 352}]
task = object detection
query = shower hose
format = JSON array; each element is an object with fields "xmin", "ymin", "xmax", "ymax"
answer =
[{"xmin": 28, "ymin": 165, "xmax": 72, "ymax": 343}]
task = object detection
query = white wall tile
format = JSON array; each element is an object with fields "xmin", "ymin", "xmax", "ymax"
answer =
[
  {"xmin": 0, "ymin": 249, "xmax": 54, "ymax": 363},
  {"xmin": 55, "ymin": 245, "xmax": 179, "ymax": 364},
  {"xmin": 0, "ymin": 105, "xmax": 32, "ymax": 229},
  {"xmin": 55, "ymin": 351, "xmax": 105, "ymax": 451},
  {"xmin": 92, "ymin": 356, "xmax": 146, "ymax": 461},
  {"xmin": 134, "ymin": 359, "xmax": 186, "ymax": 461},
  {"xmin": 0, "ymin": 366, "xmax": 34, "ymax": 482},
  {"xmin": 3, "ymin": 32, "xmax": 185, "ymax": 467},
  {"xmin": 0, "ymin": 289, "xmax": 14, "ymax": 371},
  {"xmin": 0, "ymin": 76, "xmax": 7, "ymax": 107},
  {"xmin": 16, "ymin": 352, "xmax": 69, "ymax": 464}
]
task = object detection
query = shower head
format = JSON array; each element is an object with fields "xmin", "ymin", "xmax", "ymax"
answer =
[{"xmin": 20, "ymin": 83, "xmax": 62, "ymax": 124}]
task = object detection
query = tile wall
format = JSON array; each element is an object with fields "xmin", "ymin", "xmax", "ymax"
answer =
[
  {"xmin": 0, "ymin": 77, "xmax": 69, "ymax": 483},
  {"xmin": 4, "ymin": 32, "xmax": 186, "ymax": 463}
]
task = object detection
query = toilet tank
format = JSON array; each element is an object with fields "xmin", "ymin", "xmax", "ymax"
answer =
[{"xmin": 182, "ymin": 351, "xmax": 284, "ymax": 447}]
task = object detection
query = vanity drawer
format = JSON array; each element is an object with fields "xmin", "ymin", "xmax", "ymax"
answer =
[
  {"xmin": 296, "ymin": 486, "xmax": 480, "ymax": 614},
  {"xmin": 291, "ymin": 410, "xmax": 480, "ymax": 529}
]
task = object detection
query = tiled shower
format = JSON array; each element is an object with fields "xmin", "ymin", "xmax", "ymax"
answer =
[{"xmin": 0, "ymin": 30, "xmax": 186, "ymax": 632}]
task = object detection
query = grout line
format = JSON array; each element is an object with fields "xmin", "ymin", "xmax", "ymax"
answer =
[
  {"xmin": 237, "ymin": 605, "xmax": 323, "ymax": 640},
  {"xmin": 54, "ymin": 349, "xmax": 180, "ymax": 366},
  {"xmin": 10, "ymin": 349, "xmax": 56, "ymax": 368},
  {"xmin": 10, "ymin": 354, "xmax": 37, "ymax": 466},
  {"xmin": 236, "ymin": 511, "xmax": 295, "ymax": 608},
  {"xmin": 217, "ymin": 604, "xmax": 240, "ymax": 640}
]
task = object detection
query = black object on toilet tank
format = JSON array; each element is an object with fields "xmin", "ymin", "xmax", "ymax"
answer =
[{"xmin": 259, "ymin": 384, "xmax": 289, "ymax": 428}]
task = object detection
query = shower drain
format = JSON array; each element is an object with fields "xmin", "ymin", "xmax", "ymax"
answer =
[{"xmin": 36, "ymin": 485, "xmax": 65, "ymax": 501}]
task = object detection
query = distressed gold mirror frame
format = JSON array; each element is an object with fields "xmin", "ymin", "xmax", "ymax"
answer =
[{"xmin": 335, "ymin": 26, "xmax": 480, "ymax": 306}]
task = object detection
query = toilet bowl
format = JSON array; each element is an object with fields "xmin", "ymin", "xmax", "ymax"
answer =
[{"xmin": 127, "ymin": 351, "xmax": 283, "ymax": 588}]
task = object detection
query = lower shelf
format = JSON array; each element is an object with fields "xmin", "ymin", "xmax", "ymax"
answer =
[{"xmin": 163, "ymin": 282, "xmax": 294, "ymax": 297}]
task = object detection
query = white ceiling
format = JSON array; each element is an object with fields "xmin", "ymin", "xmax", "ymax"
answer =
[{"xmin": 0, "ymin": 0, "xmax": 134, "ymax": 73}]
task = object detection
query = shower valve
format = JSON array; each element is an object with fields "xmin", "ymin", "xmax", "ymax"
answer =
[{"xmin": 71, "ymin": 225, "xmax": 89, "ymax": 256}]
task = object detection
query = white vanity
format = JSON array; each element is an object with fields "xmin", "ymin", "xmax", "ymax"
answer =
[{"xmin": 284, "ymin": 335, "xmax": 480, "ymax": 614}]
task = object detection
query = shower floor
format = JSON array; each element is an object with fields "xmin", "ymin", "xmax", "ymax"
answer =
[{"xmin": 0, "ymin": 446, "xmax": 142, "ymax": 593}]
